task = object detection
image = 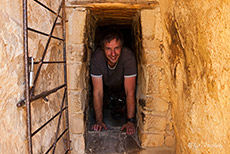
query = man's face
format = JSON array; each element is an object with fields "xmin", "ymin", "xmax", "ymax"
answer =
[{"xmin": 104, "ymin": 38, "xmax": 122, "ymax": 67}]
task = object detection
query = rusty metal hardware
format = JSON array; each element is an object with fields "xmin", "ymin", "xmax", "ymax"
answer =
[{"xmin": 21, "ymin": 0, "xmax": 70, "ymax": 153}]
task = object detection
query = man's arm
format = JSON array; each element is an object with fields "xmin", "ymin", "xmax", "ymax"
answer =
[
  {"xmin": 91, "ymin": 76, "xmax": 107, "ymax": 131},
  {"xmin": 124, "ymin": 76, "xmax": 136, "ymax": 119},
  {"xmin": 121, "ymin": 76, "xmax": 136, "ymax": 135}
]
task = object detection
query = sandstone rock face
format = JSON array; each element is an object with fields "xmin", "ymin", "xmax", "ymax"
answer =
[
  {"xmin": 160, "ymin": 0, "xmax": 230, "ymax": 153},
  {"xmin": 0, "ymin": 0, "xmax": 26, "ymax": 153}
]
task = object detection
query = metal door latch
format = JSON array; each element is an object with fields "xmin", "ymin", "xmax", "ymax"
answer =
[{"xmin": 29, "ymin": 57, "xmax": 34, "ymax": 88}]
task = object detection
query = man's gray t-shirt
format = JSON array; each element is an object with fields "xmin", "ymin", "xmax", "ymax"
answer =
[{"xmin": 90, "ymin": 47, "xmax": 137, "ymax": 95}]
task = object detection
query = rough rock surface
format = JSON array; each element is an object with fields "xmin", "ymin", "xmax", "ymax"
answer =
[
  {"xmin": 0, "ymin": 0, "xmax": 26, "ymax": 153},
  {"xmin": 160, "ymin": 0, "xmax": 230, "ymax": 153}
]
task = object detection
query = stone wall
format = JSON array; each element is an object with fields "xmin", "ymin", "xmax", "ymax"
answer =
[
  {"xmin": 136, "ymin": 7, "xmax": 175, "ymax": 150},
  {"xmin": 65, "ymin": 7, "xmax": 89, "ymax": 154},
  {"xmin": 0, "ymin": 0, "xmax": 25, "ymax": 153},
  {"xmin": 160, "ymin": 0, "xmax": 230, "ymax": 153}
]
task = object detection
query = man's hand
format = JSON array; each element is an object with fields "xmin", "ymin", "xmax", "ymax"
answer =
[
  {"xmin": 92, "ymin": 122, "xmax": 107, "ymax": 131},
  {"xmin": 121, "ymin": 122, "xmax": 135, "ymax": 135}
]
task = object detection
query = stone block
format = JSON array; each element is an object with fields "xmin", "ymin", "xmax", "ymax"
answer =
[
  {"xmin": 145, "ymin": 97, "xmax": 169, "ymax": 112},
  {"xmin": 141, "ymin": 8, "xmax": 163, "ymax": 40},
  {"xmin": 154, "ymin": 7, "xmax": 163, "ymax": 41},
  {"xmin": 141, "ymin": 114, "xmax": 167, "ymax": 131},
  {"xmin": 141, "ymin": 40, "xmax": 162, "ymax": 64},
  {"xmin": 143, "ymin": 64, "xmax": 160, "ymax": 96},
  {"xmin": 69, "ymin": 112, "xmax": 84, "ymax": 134},
  {"xmin": 141, "ymin": 10, "xmax": 156, "ymax": 40},
  {"xmin": 67, "ymin": 62, "xmax": 88, "ymax": 90},
  {"xmin": 167, "ymin": 122, "xmax": 173, "ymax": 131},
  {"xmin": 70, "ymin": 134, "xmax": 85, "ymax": 154},
  {"xmin": 165, "ymin": 136, "xmax": 175, "ymax": 147},
  {"xmin": 66, "ymin": 43, "xmax": 85, "ymax": 63},
  {"xmin": 159, "ymin": 67, "xmax": 171, "ymax": 101},
  {"xmin": 137, "ymin": 65, "xmax": 147, "ymax": 96},
  {"xmin": 139, "ymin": 64, "xmax": 170, "ymax": 101},
  {"xmin": 68, "ymin": 90, "xmax": 86, "ymax": 113},
  {"xmin": 66, "ymin": 8, "xmax": 86, "ymax": 44},
  {"xmin": 140, "ymin": 133, "xmax": 164, "ymax": 147}
]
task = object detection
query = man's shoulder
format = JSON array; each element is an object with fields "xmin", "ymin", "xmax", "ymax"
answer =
[
  {"xmin": 123, "ymin": 46, "xmax": 134, "ymax": 54},
  {"xmin": 122, "ymin": 46, "xmax": 132, "ymax": 52},
  {"xmin": 121, "ymin": 47, "xmax": 135, "ymax": 59},
  {"xmin": 93, "ymin": 47, "xmax": 103, "ymax": 54},
  {"xmin": 121, "ymin": 46, "xmax": 137, "ymax": 75},
  {"xmin": 91, "ymin": 48, "xmax": 104, "ymax": 59}
]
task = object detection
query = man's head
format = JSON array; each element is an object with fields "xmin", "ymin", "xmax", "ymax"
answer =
[
  {"xmin": 100, "ymin": 28, "xmax": 124, "ymax": 48},
  {"xmin": 101, "ymin": 28, "xmax": 124, "ymax": 67}
]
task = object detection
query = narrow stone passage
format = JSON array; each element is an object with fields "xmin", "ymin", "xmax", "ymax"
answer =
[{"xmin": 86, "ymin": 104, "xmax": 141, "ymax": 154}]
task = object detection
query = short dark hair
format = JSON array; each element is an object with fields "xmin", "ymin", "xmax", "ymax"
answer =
[{"xmin": 100, "ymin": 28, "xmax": 124, "ymax": 48}]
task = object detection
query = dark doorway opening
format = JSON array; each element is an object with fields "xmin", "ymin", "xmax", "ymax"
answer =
[
  {"xmin": 88, "ymin": 24, "xmax": 136, "ymax": 130},
  {"xmin": 94, "ymin": 24, "xmax": 134, "ymax": 51},
  {"xmin": 86, "ymin": 23, "xmax": 141, "ymax": 154}
]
